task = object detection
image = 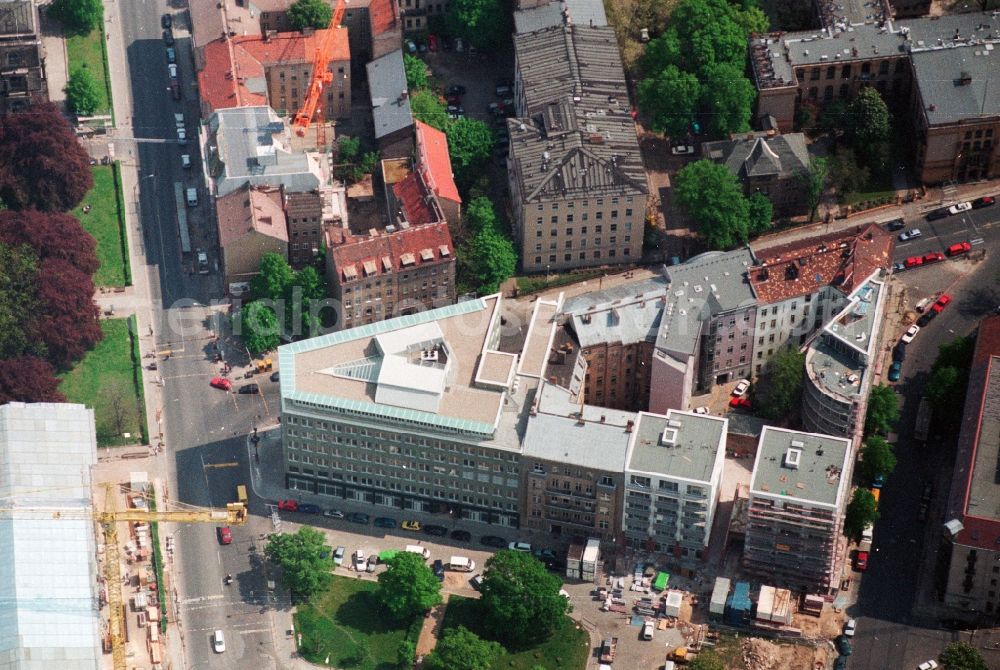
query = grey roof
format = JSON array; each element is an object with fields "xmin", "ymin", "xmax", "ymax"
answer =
[
  {"xmin": 209, "ymin": 106, "xmax": 321, "ymax": 197},
  {"xmin": 703, "ymin": 134, "xmax": 810, "ymax": 180},
  {"xmin": 0, "ymin": 1, "xmax": 37, "ymax": 36},
  {"xmin": 367, "ymin": 50, "xmax": 414, "ymax": 140},
  {"xmin": 535, "ymin": 381, "xmax": 636, "ymax": 425},
  {"xmin": 564, "ymin": 277, "xmax": 666, "ymax": 348},
  {"xmin": 522, "ymin": 413, "xmax": 631, "ymax": 472},
  {"xmin": 508, "ymin": 25, "xmax": 646, "ymax": 203},
  {"xmin": 656, "ymin": 249, "xmax": 757, "ymax": 357},
  {"xmin": 626, "ymin": 411, "xmax": 726, "ymax": 484},
  {"xmin": 911, "ymin": 46, "xmax": 1000, "ymax": 125},
  {"xmin": 0, "ymin": 403, "xmax": 100, "ymax": 669},
  {"xmin": 966, "ymin": 359, "xmax": 1000, "ymax": 523},
  {"xmin": 513, "ymin": 0, "xmax": 607, "ymax": 34},
  {"xmin": 750, "ymin": 426, "xmax": 851, "ymax": 509}
]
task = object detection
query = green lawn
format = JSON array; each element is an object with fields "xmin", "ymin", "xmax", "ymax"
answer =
[
  {"xmin": 73, "ymin": 165, "xmax": 130, "ymax": 287},
  {"xmin": 515, "ymin": 270, "xmax": 605, "ymax": 295},
  {"xmin": 65, "ymin": 26, "xmax": 111, "ymax": 115},
  {"xmin": 295, "ymin": 576, "xmax": 417, "ymax": 670},
  {"xmin": 59, "ymin": 318, "xmax": 146, "ymax": 447},
  {"xmin": 440, "ymin": 596, "xmax": 589, "ymax": 670}
]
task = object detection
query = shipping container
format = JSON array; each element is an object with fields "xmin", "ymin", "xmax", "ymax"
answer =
[{"xmin": 710, "ymin": 577, "xmax": 731, "ymax": 617}]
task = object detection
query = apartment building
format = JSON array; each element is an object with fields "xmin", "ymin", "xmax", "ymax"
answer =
[
  {"xmin": 398, "ymin": 0, "xmax": 448, "ymax": 33},
  {"xmin": 702, "ymin": 132, "xmax": 811, "ymax": 218},
  {"xmin": 216, "ymin": 184, "xmax": 288, "ymax": 289},
  {"xmin": 368, "ymin": 50, "xmax": 414, "ymax": 159},
  {"xmin": 285, "ymin": 190, "xmax": 324, "ymax": 268},
  {"xmin": 325, "ymin": 221, "xmax": 455, "ymax": 328},
  {"xmin": 508, "ymin": 21, "xmax": 647, "ymax": 273},
  {"xmin": 623, "ymin": 410, "xmax": 727, "ymax": 563},
  {"xmin": 514, "ymin": 0, "xmax": 606, "ymax": 34},
  {"xmin": 413, "ymin": 120, "xmax": 461, "ymax": 228},
  {"xmin": 744, "ymin": 427, "xmax": 852, "ymax": 593},
  {"xmin": 941, "ymin": 315, "xmax": 1000, "ymax": 618},
  {"xmin": 198, "ymin": 29, "xmax": 351, "ymax": 121},
  {"xmin": 0, "ymin": 0, "xmax": 47, "ymax": 115},
  {"xmin": 750, "ymin": 12, "xmax": 1000, "ymax": 184}
]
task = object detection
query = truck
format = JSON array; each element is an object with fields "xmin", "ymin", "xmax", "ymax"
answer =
[
  {"xmin": 581, "ymin": 537, "xmax": 600, "ymax": 582},
  {"xmin": 598, "ymin": 637, "xmax": 617, "ymax": 664},
  {"xmin": 448, "ymin": 556, "xmax": 475, "ymax": 572},
  {"xmin": 914, "ymin": 396, "xmax": 931, "ymax": 442}
]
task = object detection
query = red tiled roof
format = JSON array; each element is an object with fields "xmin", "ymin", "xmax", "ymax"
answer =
[
  {"xmin": 198, "ymin": 39, "xmax": 268, "ymax": 113},
  {"xmin": 216, "ymin": 184, "xmax": 288, "ymax": 247},
  {"xmin": 368, "ymin": 0, "xmax": 399, "ymax": 36},
  {"xmin": 392, "ymin": 172, "xmax": 439, "ymax": 226},
  {"xmin": 748, "ymin": 223, "xmax": 894, "ymax": 304},
  {"xmin": 235, "ymin": 28, "xmax": 349, "ymax": 66},
  {"xmin": 415, "ymin": 120, "xmax": 460, "ymax": 205},
  {"xmin": 328, "ymin": 222, "xmax": 454, "ymax": 283}
]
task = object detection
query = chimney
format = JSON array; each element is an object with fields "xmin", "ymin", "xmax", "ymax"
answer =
[{"xmin": 625, "ymin": 420, "xmax": 634, "ymax": 433}]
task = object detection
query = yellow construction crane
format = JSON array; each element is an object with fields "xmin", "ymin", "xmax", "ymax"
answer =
[{"xmin": 3, "ymin": 483, "xmax": 248, "ymax": 670}]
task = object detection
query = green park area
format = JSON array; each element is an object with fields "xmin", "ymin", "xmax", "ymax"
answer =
[
  {"xmin": 73, "ymin": 165, "xmax": 130, "ymax": 287},
  {"xmin": 59, "ymin": 317, "xmax": 146, "ymax": 447},
  {"xmin": 65, "ymin": 26, "xmax": 112, "ymax": 115}
]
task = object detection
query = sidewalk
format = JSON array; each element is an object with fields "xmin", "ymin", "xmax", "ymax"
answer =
[{"xmin": 37, "ymin": 1, "xmax": 69, "ymax": 109}]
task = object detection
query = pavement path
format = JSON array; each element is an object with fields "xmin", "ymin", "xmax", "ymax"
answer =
[{"xmin": 37, "ymin": 1, "xmax": 68, "ymax": 109}]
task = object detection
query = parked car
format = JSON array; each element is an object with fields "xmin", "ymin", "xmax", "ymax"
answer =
[
  {"xmin": 323, "ymin": 508, "xmax": 345, "ymax": 519},
  {"xmin": 885, "ymin": 218, "xmax": 906, "ymax": 231},
  {"xmin": 917, "ymin": 310, "xmax": 937, "ymax": 327},
  {"xmin": 948, "ymin": 201, "xmax": 972, "ymax": 215},
  {"xmin": 901, "ymin": 324, "xmax": 920, "ymax": 343},
  {"xmin": 238, "ymin": 383, "xmax": 260, "ymax": 394},
  {"xmin": 212, "ymin": 630, "xmax": 226, "ymax": 653},
  {"xmin": 346, "ymin": 512, "xmax": 369, "ymax": 524},
  {"xmin": 298, "ymin": 503, "xmax": 321, "ymax": 514},
  {"xmin": 671, "ymin": 144, "xmax": 695, "ymax": 156},
  {"xmin": 893, "ymin": 342, "xmax": 906, "ymax": 362},
  {"xmin": 470, "ymin": 573, "xmax": 483, "ymax": 590},
  {"xmin": 210, "ymin": 377, "xmax": 232, "ymax": 391},
  {"xmin": 534, "ymin": 548, "xmax": 558, "ymax": 561},
  {"xmin": 854, "ymin": 550, "xmax": 869, "ymax": 572},
  {"xmin": 423, "ymin": 525, "xmax": 448, "ymax": 537},
  {"xmin": 170, "ymin": 81, "xmax": 181, "ymax": 100},
  {"xmin": 917, "ymin": 661, "xmax": 939, "ymax": 670},
  {"xmin": 480, "ymin": 535, "xmax": 507, "ymax": 548},
  {"xmin": 641, "ymin": 620, "xmax": 655, "ymax": 640},
  {"xmin": 166, "ymin": 47, "xmax": 176, "ymax": 63},
  {"xmin": 888, "ymin": 361, "xmax": 902, "ymax": 382},
  {"xmin": 729, "ymin": 396, "xmax": 751, "ymax": 410},
  {"xmin": 163, "ymin": 29, "xmax": 174, "ymax": 45},
  {"xmin": 270, "ymin": 371, "xmax": 280, "ymax": 382},
  {"xmin": 373, "ymin": 516, "xmax": 397, "ymax": 528},
  {"xmin": 428, "ymin": 34, "xmax": 439, "ymax": 52},
  {"xmin": 692, "ymin": 406, "xmax": 710, "ymax": 414},
  {"xmin": 925, "ymin": 208, "xmax": 949, "ymax": 221},
  {"xmin": 333, "ymin": 546, "xmax": 346, "ymax": 566},
  {"xmin": 217, "ymin": 526, "xmax": 232, "ymax": 545},
  {"xmin": 450, "ymin": 529, "xmax": 471, "ymax": 541},
  {"xmin": 892, "ymin": 261, "xmax": 906, "ymax": 273},
  {"xmin": 432, "ymin": 559, "xmax": 445, "ymax": 581},
  {"xmin": 495, "ymin": 83, "xmax": 512, "ymax": 97},
  {"xmin": 445, "ymin": 84, "xmax": 466, "ymax": 96},
  {"xmin": 972, "ymin": 196, "xmax": 995, "ymax": 209},
  {"xmin": 904, "ymin": 256, "xmax": 923, "ymax": 269},
  {"xmin": 947, "ymin": 241, "xmax": 972, "ymax": 256},
  {"xmin": 932, "ymin": 294, "xmax": 952, "ymax": 313},
  {"xmin": 835, "ymin": 636, "xmax": 852, "ymax": 656},
  {"xmin": 844, "ymin": 619, "xmax": 857, "ymax": 637},
  {"xmin": 922, "ymin": 252, "xmax": 944, "ymax": 264},
  {"xmin": 401, "ymin": 520, "xmax": 422, "ymax": 532},
  {"xmin": 168, "ymin": 63, "xmax": 178, "ymax": 80},
  {"xmin": 508, "ymin": 541, "xmax": 532, "ymax": 552},
  {"xmin": 918, "ymin": 501, "xmax": 929, "ymax": 521},
  {"xmin": 732, "ymin": 379, "xmax": 750, "ymax": 396},
  {"xmin": 277, "ymin": 499, "xmax": 298, "ymax": 511},
  {"xmin": 353, "ymin": 550, "xmax": 367, "ymax": 570},
  {"xmin": 161, "ymin": 13, "xmax": 172, "ymax": 28},
  {"xmin": 899, "ymin": 229, "xmax": 922, "ymax": 241}
]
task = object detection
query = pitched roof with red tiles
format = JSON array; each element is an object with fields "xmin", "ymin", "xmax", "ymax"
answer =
[
  {"xmin": 235, "ymin": 28, "xmax": 349, "ymax": 66},
  {"xmin": 748, "ymin": 223, "xmax": 894, "ymax": 304},
  {"xmin": 328, "ymin": 222, "xmax": 454, "ymax": 283},
  {"xmin": 392, "ymin": 171, "xmax": 441, "ymax": 226},
  {"xmin": 216, "ymin": 184, "xmax": 288, "ymax": 248},
  {"xmin": 368, "ymin": 0, "xmax": 399, "ymax": 36},
  {"xmin": 414, "ymin": 120, "xmax": 460, "ymax": 205}
]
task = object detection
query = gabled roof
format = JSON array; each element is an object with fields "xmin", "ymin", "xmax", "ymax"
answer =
[
  {"xmin": 367, "ymin": 50, "xmax": 413, "ymax": 139},
  {"xmin": 368, "ymin": 0, "xmax": 400, "ymax": 36},
  {"xmin": 703, "ymin": 133, "xmax": 810, "ymax": 181},
  {"xmin": 216, "ymin": 183, "xmax": 288, "ymax": 248},
  {"xmin": 414, "ymin": 120, "xmax": 460, "ymax": 204},
  {"xmin": 235, "ymin": 28, "xmax": 349, "ymax": 66},
  {"xmin": 328, "ymin": 221, "xmax": 454, "ymax": 283}
]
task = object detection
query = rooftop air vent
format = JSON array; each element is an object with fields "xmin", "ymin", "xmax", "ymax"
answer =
[
  {"xmin": 660, "ymin": 428, "xmax": 678, "ymax": 446},
  {"xmin": 784, "ymin": 448, "xmax": 802, "ymax": 470}
]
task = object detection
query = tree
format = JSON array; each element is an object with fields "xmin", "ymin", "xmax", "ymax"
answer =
[
  {"xmin": 753, "ymin": 347, "xmax": 805, "ymax": 421},
  {"xmin": 800, "ymin": 157, "xmax": 828, "ymax": 222},
  {"xmin": 48, "ymin": 0, "xmax": 103, "ymax": 35},
  {"xmin": 376, "ymin": 552, "xmax": 443, "ymax": 619},
  {"xmin": 689, "ymin": 651, "xmax": 726, "ymax": 670},
  {"xmin": 403, "ymin": 53, "xmax": 427, "ymax": 90},
  {"xmin": 828, "ymin": 148, "xmax": 871, "ymax": 196},
  {"xmin": 237, "ymin": 302, "xmax": 281, "ymax": 356},
  {"xmin": 844, "ymin": 488, "xmax": 879, "ymax": 540},
  {"xmin": 934, "ymin": 336, "xmax": 975, "ymax": 372},
  {"xmin": 939, "ymin": 641, "xmax": 988, "ymax": 670},
  {"xmin": 700, "ymin": 62, "xmax": 755, "ymax": 136},
  {"xmin": 65, "ymin": 69, "xmax": 102, "ymax": 116},
  {"xmin": 445, "ymin": 0, "xmax": 510, "ymax": 52},
  {"xmin": 287, "ymin": 0, "xmax": 333, "ymax": 30},
  {"xmin": 423, "ymin": 626, "xmax": 502, "ymax": 670},
  {"xmin": 673, "ymin": 160, "xmax": 750, "ymax": 249},
  {"xmin": 464, "ymin": 196, "xmax": 498, "ymax": 236},
  {"xmin": 396, "ymin": 639, "xmax": 416, "ymax": 670},
  {"xmin": 817, "ymin": 100, "xmax": 850, "ymax": 139},
  {"xmin": 97, "ymin": 378, "xmax": 139, "ymax": 443},
  {"xmin": 637, "ymin": 65, "xmax": 700, "ymax": 138},
  {"xmin": 0, "ymin": 242, "xmax": 41, "ymax": 360},
  {"xmin": 410, "ymin": 89, "xmax": 450, "ymax": 131},
  {"xmin": 480, "ymin": 550, "xmax": 568, "ymax": 647},
  {"xmin": 925, "ymin": 366, "xmax": 964, "ymax": 425},
  {"xmin": 0, "ymin": 103, "xmax": 93, "ymax": 212},
  {"xmin": 264, "ymin": 526, "xmax": 333, "ymax": 599},
  {"xmin": 846, "ymin": 88, "xmax": 890, "ymax": 152},
  {"xmin": 445, "ymin": 118, "xmax": 494, "ymax": 190},
  {"xmin": 747, "ymin": 192, "xmax": 773, "ymax": 236},
  {"xmin": 251, "ymin": 252, "xmax": 295, "ymax": 301},
  {"xmin": 34, "ymin": 257, "xmax": 101, "ymax": 369},
  {"xmin": 461, "ymin": 225, "xmax": 516, "ymax": 295},
  {"xmin": 0, "ymin": 210, "xmax": 100, "ymax": 277},
  {"xmin": 0, "ymin": 356, "xmax": 65, "ymax": 404},
  {"xmin": 864, "ymin": 384, "xmax": 900, "ymax": 436},
  {"xmin": 859, "ymin": 435, "xmax": 896, "ymax": 485}
]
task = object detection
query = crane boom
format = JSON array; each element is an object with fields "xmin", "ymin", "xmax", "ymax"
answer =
[{"xmin": 291, "ymin": 0, "xmax": 347, "ymax": 137}]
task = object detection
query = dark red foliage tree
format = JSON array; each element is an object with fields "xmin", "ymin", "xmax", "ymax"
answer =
[
  {"xmin": 0, "ymin": 210, "xmax": 99, "ymax": 276},
  {"xmin": 0, "ymin": 103, "xmax": 93, "ymax": 212},
  {"xmin": 0, "ymin": 356, "xmax": 65, "ymax": 404},
  {"xmin": 34, "ymin": 258, "xmax": 101, "ymax": 368}
]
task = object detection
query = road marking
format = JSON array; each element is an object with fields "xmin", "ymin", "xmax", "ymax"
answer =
[
  {"xmin": 203, "ymin": 461, "xmax": 239, "ymax": 469},
  {"xmin": 239, "ymin": 629, "xmax": 272, "ymax": 635},
  {"xmin": 178, "ymin": 594, "xmax": 225, "ymax": 604}
]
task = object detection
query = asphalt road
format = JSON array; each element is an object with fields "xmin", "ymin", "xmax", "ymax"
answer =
[{"xmin": 847, "ymin": 203, "xmax": 1000, "ymax": 669}]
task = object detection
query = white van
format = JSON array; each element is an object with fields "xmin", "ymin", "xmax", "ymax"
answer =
[
  {"xmin": 449, "ymin": 556, "xmax": 475, "ymax": 572},
  {"xmin": 404, "ymin": 545, "xmax": 430, "ymax": 560},
  {"xmin": 641, "ymin": 620, "xmax": 654, "ymax": 640},
  {"xmin": 861, "ymin": 524, "xmax": 874, "ymax": 543},
  {"xmin": 186, "ymin": 187, "xmax": 198, "ymax": 207},
  {"xmin": 180, "ymin": 154, "xmax": 191, "ymax": 169}
]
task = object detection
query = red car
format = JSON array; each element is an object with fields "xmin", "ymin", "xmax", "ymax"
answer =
[
  {"xmin": 931, "ymin": 294, "xmax": 952, "ymax": 313},
  {"xmin": 217, "ymin": 526, "xmax": 232, "ymax": 545},
  {"xmin": 947, "ymin": 241, "xmax": 971, "ymax": 257},
  {"xmin": 210, "ymin": 377, "xmax": 232, "ymax": 391},
  {"xmin": 854, "ymin": 550, "xmax": 869, "ymax": 571},
  {"xmin": 972, "ymin": 195, "xmax": 995, "ymax": 209},
  {"xmin": 904, "ymin": 256, "xmax": 923, "ymax": 269},
  {"xmin": 922, "ymin": 252, "xmax": 944, "ymax": 264},
  {"xmin": 428, "ymin": 34, "xmax": 439, "ymax": 52},
  {"xmin": 729, "ymin": 396, "xmax": 751, "ymax": 410},
  {"xmin": 277, "ymin": 500, "xmax": 298, "ymax": 511}
]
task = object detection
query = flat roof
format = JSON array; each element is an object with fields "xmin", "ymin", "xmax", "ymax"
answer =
[
  {"xmin": 626, "ymin": 410, "xmax": 727, "ymax": 484},
  {"xmin": 522, "ymin": 412, "xmax": 631, "ymax": 472},
  {"xmin": 912, "ymin": 45, "xmax": 1000, "ymax": 125},
  {"xmin": 513, "ymin": 0, "xmax": 606, "ymax": 33},
  {"xmin": 566, "ymin": 283, "xmax": 663, "ymax": 348},
  {"xmin": 965, "ymin": 359, "xmax": 1000, "ymax": 524},
  {"xmin": 518, "ymin": 298, "xmax": 560, "ymax": 378},
  {"xmin": 750, "ymin": 427, "xmax": 851, "ymax": 509}
]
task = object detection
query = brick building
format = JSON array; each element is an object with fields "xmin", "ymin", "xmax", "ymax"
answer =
[{"xmin": 216, "ymin": 184, "xmax": 288, "ymax": 289}]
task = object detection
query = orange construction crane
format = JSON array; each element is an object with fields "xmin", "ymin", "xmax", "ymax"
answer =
[{"xmin": 292, "ymin": 0, "xmax": 347, "ymax": 145}]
